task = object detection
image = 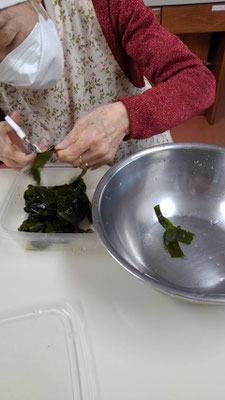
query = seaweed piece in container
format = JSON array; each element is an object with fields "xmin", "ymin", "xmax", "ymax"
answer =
[
  {"xmin": 18, "ymin": 170, "xmax": 93, "ymax": 234},
  {"xmin": 154, "ymin": 204, "xmax": 195, "ymax": 258}
]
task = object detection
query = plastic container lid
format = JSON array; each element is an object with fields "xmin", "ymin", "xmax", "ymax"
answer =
[{"xmin": 0, "ymin": 303, "xmax": 99, "ymax": 400}]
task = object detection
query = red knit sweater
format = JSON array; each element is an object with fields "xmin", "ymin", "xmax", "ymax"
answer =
[{"xmin": 92, "ymin": 0, "xmax": 216, "ymax": 139}]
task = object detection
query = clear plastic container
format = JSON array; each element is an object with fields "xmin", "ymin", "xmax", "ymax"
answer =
[
  {"xmin": 0, "ymin": 164, "xmax": 107, "ymax": 250},
  {"xmin": 0, "ymin": 303, "xmax": 99, "ymax": 400}
]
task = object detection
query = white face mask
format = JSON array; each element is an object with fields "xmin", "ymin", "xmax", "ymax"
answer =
[{"xmin": 0, "ymin": 10, "xmax": 64, "ymax": 89}]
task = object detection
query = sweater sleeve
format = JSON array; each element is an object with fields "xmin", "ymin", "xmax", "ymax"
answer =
[{"xmin": 113, "ymin": 0, "xmax": 216, "ymax": 139}]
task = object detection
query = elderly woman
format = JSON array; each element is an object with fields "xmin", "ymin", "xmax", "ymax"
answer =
[{"xmin": 0, "ymin": 0, "xmax": 215, "ymax": 169}]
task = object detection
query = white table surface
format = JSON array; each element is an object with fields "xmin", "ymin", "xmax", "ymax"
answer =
[{"xmin": 1, "ymin": 168, "xmax": 225, "ymax": 399}]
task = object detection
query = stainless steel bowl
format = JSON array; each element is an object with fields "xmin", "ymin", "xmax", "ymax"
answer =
[{"xmin": 92, "ymin": 143, "xmax": 225, "ymax": 303}]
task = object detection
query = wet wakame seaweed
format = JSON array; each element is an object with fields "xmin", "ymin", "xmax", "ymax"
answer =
[
  {"xmin": 154, "ymin": 204, "xmax": 195, "ymax": 258},
  {"xmin": 18, "ymin": 170, "xmax": 93, "ymax": 233},
  {"xmin": 29, "ymin": 146, "xmax": 55, "ymax": 185}
]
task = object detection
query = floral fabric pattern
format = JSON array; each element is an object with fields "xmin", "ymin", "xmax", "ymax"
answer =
[{"xmin": 0, "ymin": 0, "xmax": 172, "ymax": 162}]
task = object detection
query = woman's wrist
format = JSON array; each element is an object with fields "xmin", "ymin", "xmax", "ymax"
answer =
[{"xmin": 115, "ymin": 101, "xmax": 130, "ymax": 138}]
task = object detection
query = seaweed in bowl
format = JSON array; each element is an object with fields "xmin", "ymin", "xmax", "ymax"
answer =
[{"xmin": 154, "ymin": 204, "xmax": 195, "ymax": 258}]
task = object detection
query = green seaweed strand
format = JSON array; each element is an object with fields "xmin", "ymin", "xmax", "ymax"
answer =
[
  {"xmin": 29, "ymin": 146, "xmax": 55, "ymax": 185},
  {"xmin": 154, "ymin": 204, "xmax": 195, "ymax": 258}
]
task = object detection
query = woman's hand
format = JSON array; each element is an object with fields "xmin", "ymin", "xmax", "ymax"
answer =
[
  {"xmin": 55, "ymin": 102, "xmax": 130, "ymax": 169},
  {"xmin": 0, "ymin": 111, "xmax": 36, "ymax": 169}
]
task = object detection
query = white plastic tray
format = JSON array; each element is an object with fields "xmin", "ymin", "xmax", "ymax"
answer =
[{"xmin": 0, "ymin": 303, "xmax": 99, "ymax": 400}]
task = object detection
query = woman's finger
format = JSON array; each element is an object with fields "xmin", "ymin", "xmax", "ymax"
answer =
[
  {"xmin": 55, "ymin": 128, "xmax": 79, "ymax": 150},
  {"xmin": 56, "ymin": 137, "xmax": 91, "ymax": 163},
  {"xmin": 55, "ymin": 115, "xmax": 93, "ymax": 151},
  {"xmin": 38, "ymin": 142, "xmax": 48, "ymax": 152},
  {"xmin": 57, "ymin": 122, "xmax": 107, "ymax": 164},
  {"xmin": 0, "ymin": 144, "xmax": 36, "ymax": 167},
  {"xmin": 89, "ymin": 161, "xmax": 106, "ymax": 170},
  {"xmin": 84, "ymin": 155, "xmax": 111, "ymax": 169},
  {"xmin": 10, "ymin": 111, "xmax": 20, "ymax": 125},
  {"xmin": 0, "ymin": 156, "xmax": 24, "ymax": 170}
]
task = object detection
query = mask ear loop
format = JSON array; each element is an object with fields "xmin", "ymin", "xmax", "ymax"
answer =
[
  {"xmin": 41, "ymin": 0, "xmax": 57, "ymax": 26},
  {"xmin": 26, "ymin": 0, "xmax": 40, "ymax": 19},
  {"xmin": 27, "ymin": 0, "xmax": 57, "ymax": 28},
  {"xmin": 26, "ymin": 0, "xmax": 49, "ymax": 21}
]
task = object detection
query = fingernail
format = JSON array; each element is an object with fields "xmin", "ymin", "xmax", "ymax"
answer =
[
  {"xmin": 55, "ymin": 142, "xmax": 64, "ymax": 149},
  {"xmin": 55, "ymin": 145, "xmax": 63, "ymax": 151}
]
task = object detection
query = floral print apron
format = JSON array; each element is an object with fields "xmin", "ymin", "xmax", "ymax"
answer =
[{"xmin": 0, "ymin": 0, "xmax": 173, "ymax": 163}]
